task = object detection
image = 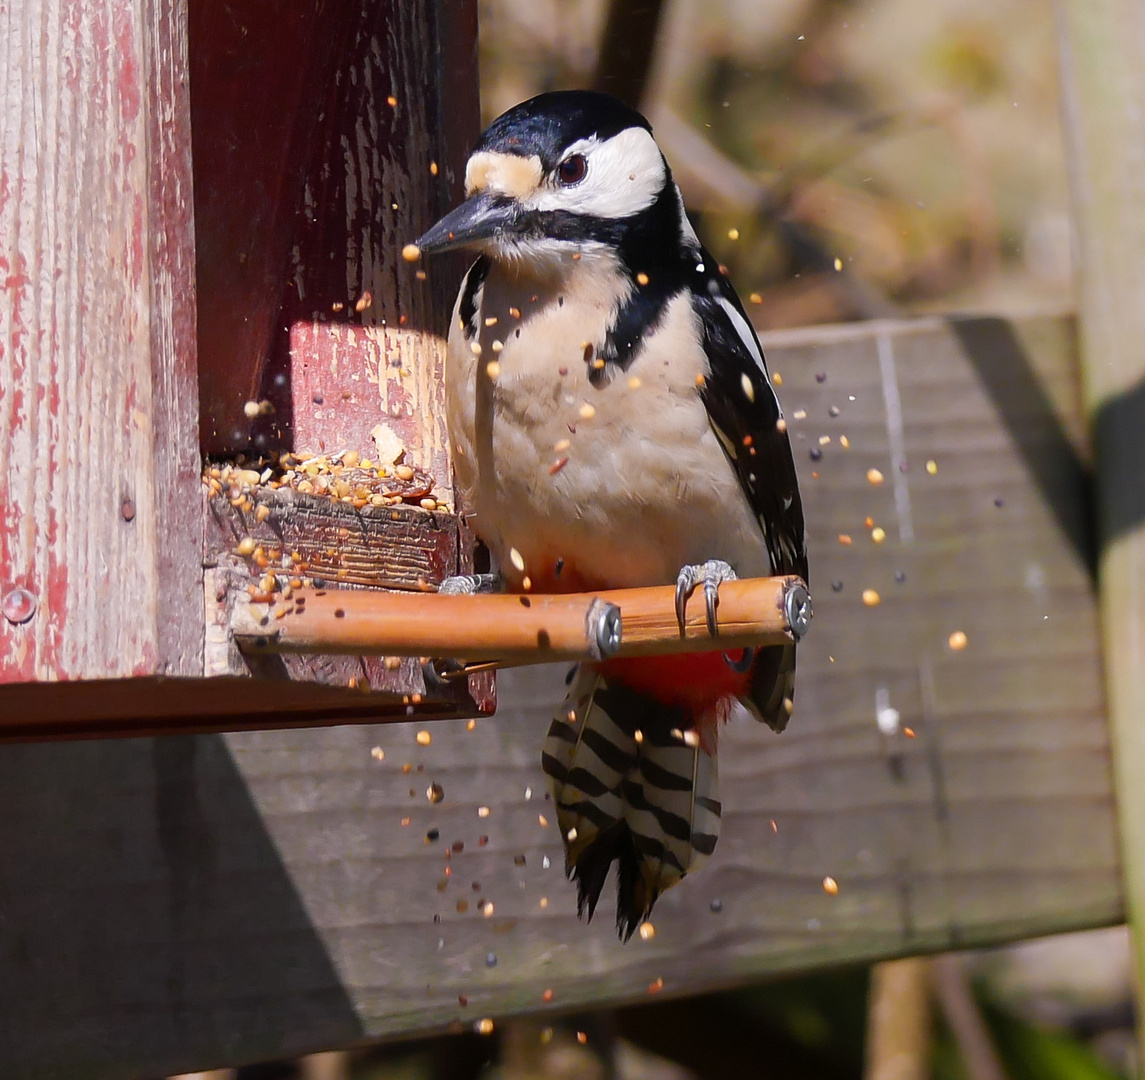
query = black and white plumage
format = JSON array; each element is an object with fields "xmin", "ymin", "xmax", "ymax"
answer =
[{"xmin": 415, "ymin": 90, "xmax": 807, "ymax": 937}]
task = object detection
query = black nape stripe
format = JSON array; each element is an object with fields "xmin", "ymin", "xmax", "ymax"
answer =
[{"xmin": 458, "ymin": 255, "xmax": 490, "ymax": 339}]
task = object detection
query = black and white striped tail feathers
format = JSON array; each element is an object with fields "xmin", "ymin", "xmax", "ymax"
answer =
[{"xmin": 541, "ymin": 666, "xmax": 721, "ymax": 940}]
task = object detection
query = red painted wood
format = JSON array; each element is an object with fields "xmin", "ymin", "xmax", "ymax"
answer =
[{"xmin": 0, "ymin": 0, "xmax": 201, "ymax": 683}]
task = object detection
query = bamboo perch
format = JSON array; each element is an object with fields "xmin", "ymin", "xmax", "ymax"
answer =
[{"xmin": 232, "ymin": 576, "xmax": 811, "ymax": 667}]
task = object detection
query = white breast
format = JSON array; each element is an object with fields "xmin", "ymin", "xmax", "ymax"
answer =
[{"xmin": 445, "ymin": 257, "xmax": 770, "ymax": 590}]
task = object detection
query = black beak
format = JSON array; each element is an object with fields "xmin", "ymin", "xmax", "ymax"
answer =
[{"xmin": 414, "ymin": 192, "xmax": 519, "ymax": 255}]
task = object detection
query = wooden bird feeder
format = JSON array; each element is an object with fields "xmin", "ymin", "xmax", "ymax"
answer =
[{"xmin": 0, "ymin": 0, "xmax": 809, "ymax": 741}]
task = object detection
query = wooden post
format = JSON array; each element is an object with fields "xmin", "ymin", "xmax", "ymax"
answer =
[
  {"xmin": 0, "ymin": 0, "xmax": 203, "ymax": 683},
  {"xmin": 1056, "ymin": 0, "xmax": 1145, "ymax": 1060}
]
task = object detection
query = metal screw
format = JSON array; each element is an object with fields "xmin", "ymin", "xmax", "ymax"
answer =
[
  {"xmin": 784, "ymin": 582, "xmax": 812, "ymax": 639},
  {"xmin": 586, "ymin": 598, "xmax": 622, "ymax": 660},
  {"xmin": 2, "ymin": 587, "xmax": 37, "ymax": 625}
]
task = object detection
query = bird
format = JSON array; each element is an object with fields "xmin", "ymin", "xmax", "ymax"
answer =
[{"xmin": 412, "ymin": 90, "xmax": 807, "ymax": 939}]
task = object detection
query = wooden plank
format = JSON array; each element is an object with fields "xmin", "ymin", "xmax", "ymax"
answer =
[
  {"xmin": 0, "ymin": 314, "xmax": 1116, "ymax": 1078},
  {"xmin": 0, "ymin": 0, "xmax": 202, "ymax": 683},
  {"xmin": 1056, "ymin": 0, "xmax": 1145, "ymax": 1061}
]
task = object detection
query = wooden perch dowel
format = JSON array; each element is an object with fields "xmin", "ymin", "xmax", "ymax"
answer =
[{"xmin": 232, "ymin": 576, "xmax": 811, "ymax": 667}]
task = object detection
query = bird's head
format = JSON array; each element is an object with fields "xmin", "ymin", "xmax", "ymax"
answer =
[{"xmin": 414, "ymin": 90, "xmax": 684, "ymax": 273}]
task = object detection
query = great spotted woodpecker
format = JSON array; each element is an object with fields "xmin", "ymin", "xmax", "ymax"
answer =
[{"xmin": 414, "ymin": 90, "xmax": 807, "ymax": 939}]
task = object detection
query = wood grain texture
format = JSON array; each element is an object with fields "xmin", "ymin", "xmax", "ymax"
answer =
[
  {"xmin": 276, "ymin": 0, "xmax": 478, "ymax": 493},
  {"xmin": 0, "ymin": 315, "xmax": 1118, "ymax": 1079},
  {"xmin": 0, "ymin": 0, "xmax": 202, "ymax": 682},
  {"xmin": 1057, "ymin": 0, "xmax": 1145, "ymax": 1061}
]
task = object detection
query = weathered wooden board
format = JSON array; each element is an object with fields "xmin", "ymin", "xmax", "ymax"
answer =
[
  {"xmin": 0, "ymin": 315, "xmax": 1118, "ymax": 1079},
  {"xmin": 0, "ymin": 0, "xmax": 202, "ymax": 683}
]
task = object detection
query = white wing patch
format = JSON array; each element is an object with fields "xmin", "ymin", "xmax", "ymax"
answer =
[
  {"xmin": 717, "ymin": 297, "xmax": 766, "ymax": 375},
  {"xmin": 526, "ymin": 128, "xmax": 665, "ymax": 220}
]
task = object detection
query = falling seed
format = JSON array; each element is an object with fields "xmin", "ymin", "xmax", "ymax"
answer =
[
  {"xmin": 554, "ymin": 438, "xmax": 571, "ymax": 452},
  {"xmin": 809, "ymin": 447, "xmax": 822, "ymax": 461},
  {"xmin": 895, "ymin": 570, "xmax": 907, "ymax": 583},
  {"xmin": 386, "ymin": 94, "xmax": 398, "ymax": 106},
  {"xmin": 522, "ymin": 576, "xmax": 533, "ymax": 590},
  {"xmin": 429, "ymin": 160, "xmax": 439, "ymax": 176},
  {"xmin": 491, "ymin": 339, "xmax": 504, "ymax": 352},
  {"xmin": 741, "ymin": 373, "xmax": 755, "ymax": 401},
  {"xmin": 871, "ymin": 527, "xmax": 886, "ymax": 543},
  {"xmin": 682, "ymin": 730, "xmax": 699, "ymax": 748},
  {"xmin": 243, "ymin": 400, "xmax": 260, "ymax": 419},
  {"xmin": 355, "ymin": 291, "xmax": 373, "ymax": 312},
  {"xmin": 638, "ymin": 921, "xmax": 656, "ymax": 941},
  {"xmin": 636, "ymin": 272, "xmax": 649, "ymax": 285},
  {"xmin": 840, "ymin": 435, "xmax": 851, "ymax": 449},
  {"xmin": 542, "ymin": 988, "xmax": 554, "ymax": 1003},
  {"xmin": 470, "ymin": 341, "xmax": 483, "ymax": 356},
  {"xmin": 838, "ymin": 534, "xmax": 853, "ymax": 545},
  {"xmin": 426, "ymin": 828, "xmax": 440, "ymax": 842},
  {"xmin": 771, "ymin": 820, "xmax": 778, "ymax": 832},
  {"xmin": 539, "ymin": 896, "xmax": 549, "ymax": 908},
  {"xmin": 483, "ymin": 902, "xmax": 494, "ymax": 917},
  {"xmin": 542, "ymin": 855, "xmax": 551, "ymax": 869},
  {"xmin": 823, "ymin": 876, "xmax": 839, "ymax": 895},
  {"xmin": 550, "ymin": 457, "xmax": 569, "ymax": 475},
  {"xmin": 484, "ymin": 316, "xmax": 498, "ymax": 327},
  {"xmin": 829, "ymin": 405, "xmax": 840, "ymax": 417},
  {"xmin": 926, "ymin": 459, "xmax": 938, "ymax": 475},
  {"xmin": 648, "ymin": 978, "xmax": 665, "ymax": 994},
  {"xmin": 634, "ymin": 729, "xmax": 644, "ymax": 744},
  {"xmin": 776, "ymin": 418, "xmax": 787, "ymax": 434},
  {"xmin": 476, "ymin": 1019, "xmax": 494, "ymax": 1035},
  {"xmin": 627, "ymin": 375, "xmax": 642, "ymax": 389},
  {"xmin": 577, "ymin": 1032, "xmax": 588, "ymax": 1045},
  {"xmin": 427, "ymin": 783, "xmax": 444, "ymax": 804},
  {"xmin": 772, "ymin": 371, "xmax": 783, "ymax": 387},
  {"xmin": 477, "ymin": 806, "xmax": 490, "ymax": 818},
  {"xmin": 793, "ymin": 409, "xmax": 807, "ymax": 421},
  {"xmin": 862, "ymin": 589, "xmax": 881, "ymax": 607},
  {"xmin": 566, "ymin": 827, "xmax": 578, "ymax": 842},
  {"xmin": 695, "ymin": 373, "xmax": 706, "ymax": 387},
  {"xmin": 867, "ymin": 468, "xmax": 884, "ymax": 485},
  {"xmin": 710, "ymin": 898, "xmax": 724, "ymax": 912},
  {"xmin": 948, "ymin": 630, "xmax": 968, "ymax": 651},
  {"xmin": 819, "ymin": 435, "xmax": 831, "ymax": 446},
  {"xmin": 749, "ymin": 292, "xmax": 763, "ymax": 304},
  {"xmin": 525, "ymin": 786, "xmax": 532, "ymax": 799},
  {"xmin": 578, "ymin": 402, "xmax": 596, "ymax": 420},
  {"xmin": 401, "ymin": 243, "xmax": 421, "ymax": 262},
  {"xmin": 509, "ymin": 306, "xmax": 521, "ymax": 318},
  {"xmin": 509, "ymin": 547, "xmax": 525, "ymax": 572},
  {"xmin": 467, "ymin": 719, "xmax": 477, "ymax": 731},
  {"xmin": 485, "ymin": 361, "xmax": 501, "ymax": 378},
  {"xmin": 371, "ymin": 746, "xmax": 385, "ymax": 761},
  {"xmin": 416, "ymin": 730, "xmax": 432, "ymax": 746}
]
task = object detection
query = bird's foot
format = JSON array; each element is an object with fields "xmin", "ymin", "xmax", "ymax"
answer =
[
  {"xmin": 674, "ymin": 560, "xmax": 738, "ymax": 637},
  {"xmin": 437, "ymin": 573, "xmax": 502, "ymax": 595}
]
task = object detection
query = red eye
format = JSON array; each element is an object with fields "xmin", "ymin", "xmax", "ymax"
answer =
[{"xmin": 557, "ymin": 154, "xmax": 588, "ymax": 186}]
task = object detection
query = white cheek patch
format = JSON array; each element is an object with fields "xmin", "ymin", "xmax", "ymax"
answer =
[
  {"xmin": 526, "ymin": 127, "xmax": 666, "ymax": 219},
  {"xmin": 465, "ymin": 151, "xmax": 544, "ymax": 198}
]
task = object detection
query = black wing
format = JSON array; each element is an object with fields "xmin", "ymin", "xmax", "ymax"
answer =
[{"xmin": 691, "ymin": 261, "xmax": 807, "ymax": 583}]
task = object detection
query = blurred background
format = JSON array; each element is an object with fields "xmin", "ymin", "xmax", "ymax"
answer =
[{"xmin": 173, "ymin": 1, "xmax": 1127, "ymax": 1078}]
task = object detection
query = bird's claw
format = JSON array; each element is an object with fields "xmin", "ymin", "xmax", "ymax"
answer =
[{"xmin": 674, "ymin": 560, "xmax": 738, "ymax": 637}]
